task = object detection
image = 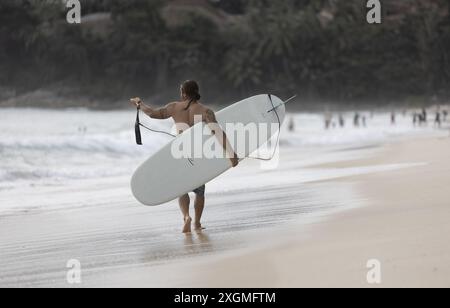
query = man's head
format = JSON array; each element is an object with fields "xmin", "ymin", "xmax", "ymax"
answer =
[{"xmin": 180, "ymin": 80, "xmax": 201, "ymax": 102}]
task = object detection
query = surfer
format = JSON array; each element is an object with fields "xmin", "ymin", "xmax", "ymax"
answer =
[{"xmin": 130, "ymin": 80, "xmax": 239, "ymax": 233}]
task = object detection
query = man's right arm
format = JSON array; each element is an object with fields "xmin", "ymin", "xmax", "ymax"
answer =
[{"xmin": 130, "ymin": 98, "xmax": 174, "ymax": 120}]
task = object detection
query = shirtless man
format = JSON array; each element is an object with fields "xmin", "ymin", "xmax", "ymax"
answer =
[{"xmin": 130, "ymin": 80, "xmax": 239, "ymax": 233}]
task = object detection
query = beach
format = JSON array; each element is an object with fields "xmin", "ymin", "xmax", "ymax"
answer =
[
  {"xmin": 0, "ymin": 108, "xmax": 449, "ymax": 287},
  {"xmin": 171, "ymin": 138, "xmax": 450, "ymax": 288}
]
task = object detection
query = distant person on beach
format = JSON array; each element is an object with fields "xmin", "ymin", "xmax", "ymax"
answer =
[
  {"xmin": 418, "ymin": 114, "xmax": 425, "ymax": 126},
  {"xmin": 417, "ymin": 108, "xmax": 428, "ymax": 126},
  {"xmin": 353, "ymin": 113, "xmax": 360, "ymax": 127},
  {"xmin": 362, "ymin": 116, "xmax": 367, "ymax": 128},
  {"xmin": 324, "ymin": 112, "xmax": 332, "ymax": 130},
  {"xmin": 130, "ymin": 80, "xmax": 239, "ymax": 233},
  {"xmin": 391, "ymin": 112, "xmax": 396, "ymax": 125},
  {"xmin": 443, "ymin": 110, "xmax": 448, "ymax": 122},
  {"xmin": 422, "ymin": 108, "xmax": 428, "ymax": 124}
]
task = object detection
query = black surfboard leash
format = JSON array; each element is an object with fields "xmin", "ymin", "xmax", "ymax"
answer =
[
  {"xmin": 135, "ymin": 105, "xmax": 143, "ymax": 145},
  {"xmin": 135, "ymin": 105, "xmax": 176, "ymax": 146}
]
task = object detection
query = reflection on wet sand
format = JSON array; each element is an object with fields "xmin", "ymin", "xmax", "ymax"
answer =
[
  {"xmin": 140, "ymin": 232, "xmax": 214, "ymax": 264},
  {"xmin": 184, "ymin": 231, "xmax": 213, "ymax": 254}
]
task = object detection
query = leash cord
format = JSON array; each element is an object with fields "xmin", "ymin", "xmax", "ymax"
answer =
[
  {"xmin": 139, "ymin": 122, "xmax": 177, "ymax": 138},
  {"xmin": 248, "ymin": 94, "xmax": 282, "ymax": 161}
]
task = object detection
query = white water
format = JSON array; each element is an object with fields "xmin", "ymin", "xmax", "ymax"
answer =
[{"xmin": 0, "ymin": 108, "xmax": 171, "ymax": 188}]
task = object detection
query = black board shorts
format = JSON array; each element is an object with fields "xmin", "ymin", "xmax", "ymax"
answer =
[{"xmin": 193, "ymin": 185, "xmax": 206, "ymax": 197}]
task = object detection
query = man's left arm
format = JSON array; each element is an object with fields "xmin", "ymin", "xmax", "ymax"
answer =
[{"xmin": 204, "ymin": 109, "xmax": 239, "ymax": 167}]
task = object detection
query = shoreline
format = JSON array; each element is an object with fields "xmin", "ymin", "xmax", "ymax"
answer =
[{"xmin": 2, "ymin": 99, "xmax": 449, "ymax": 114}]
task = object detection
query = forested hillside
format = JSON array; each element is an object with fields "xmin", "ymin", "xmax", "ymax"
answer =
[{"xmin": 1, "ymin": 0, "xmax": 449, "ymax": 108}]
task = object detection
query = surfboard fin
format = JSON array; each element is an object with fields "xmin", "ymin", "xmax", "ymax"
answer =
[{"xmin": 266, "ymin": 94, "xmax": 297, "ymax": 113}]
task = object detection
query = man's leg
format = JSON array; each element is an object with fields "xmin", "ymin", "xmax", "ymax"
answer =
[
  {"xmin": 194, "ymin": 195, "xmax": 205, "ymax": 230},
  {"xmin": 179, "ymin": 194, "xmax": 191, "ymax": 233},
  {"xmin": 193, "ymin": 185, "xmax": 206, "ymax": 231}
]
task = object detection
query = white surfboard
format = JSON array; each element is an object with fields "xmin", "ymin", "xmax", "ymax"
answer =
[{"xmin": 131, "ymin": 94, "xmax": 286, "ymax": 206}]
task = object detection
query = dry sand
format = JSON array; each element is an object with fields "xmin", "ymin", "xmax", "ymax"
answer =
[{"xmin": 165, "ymin": 137, "xmax": 450, "ymax": 288}]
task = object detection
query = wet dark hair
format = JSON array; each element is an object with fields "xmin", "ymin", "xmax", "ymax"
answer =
[{"xmin": 181, "ymin": 80, "xmax": 201, "ymax": 110}]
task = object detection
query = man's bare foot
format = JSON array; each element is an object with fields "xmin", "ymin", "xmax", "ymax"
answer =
[
  {"xmin": 194, "ymin": 222, "xmax": 205, "ymax": 231},
  {"xmin": 182, "ymin": 216, "xmax": 192, "ymax": 233}
]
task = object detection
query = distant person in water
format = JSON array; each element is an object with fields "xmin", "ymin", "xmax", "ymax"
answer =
[
  {"xmin": 78, "ymin": 126, "xmax": 87, "ymax": 134},
  {"xmin": 413, "ymin": 113, "xmax": 419, "ymax": 126},
  {"xmin": 339, "ymin": 114, "xmax": 345, "ymax": 128},
  {"xmin": 130, "ymin": 80, "xmax": 239, "ymax": 233},
  {"xmin": 435, "ymin": 112, "xmax": 442, "ymax": 128},
  {"xmin": 288, "ymin": 117, "xmax": 295, "ymax": 132}
]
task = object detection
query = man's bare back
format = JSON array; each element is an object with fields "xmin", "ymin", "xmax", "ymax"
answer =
[
  {"xmin": 162, "ymin": 100, "xmax": 215, "ymax": 131},
  {"xmin": 130, "ymin": 97, "xmax": 238, "ymax": 166}
]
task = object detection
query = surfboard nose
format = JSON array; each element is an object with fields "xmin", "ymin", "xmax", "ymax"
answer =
[{"xmin": 130, "ymin": 168, "xmax": 164, "ymax": 206}]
